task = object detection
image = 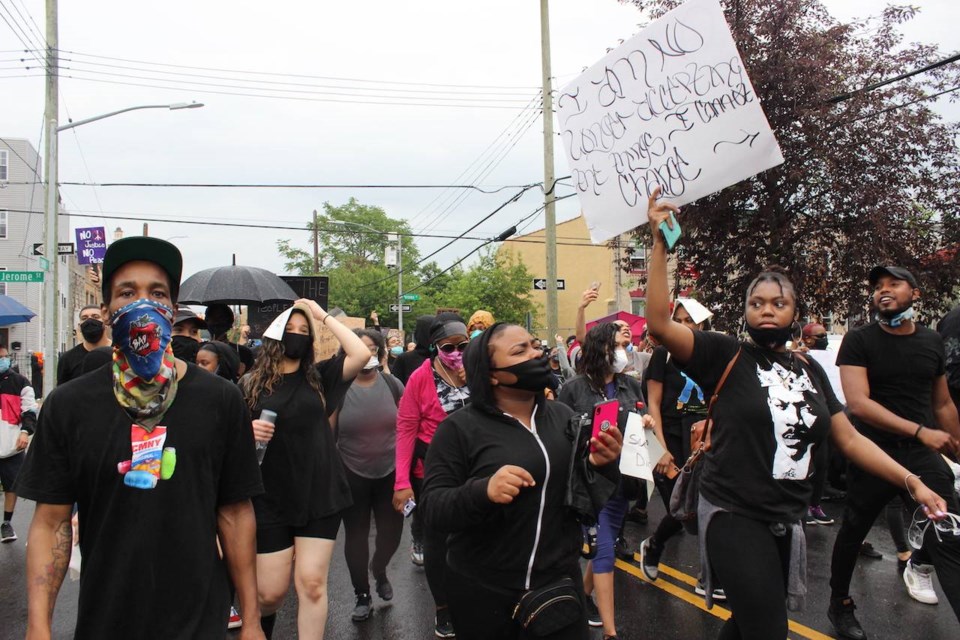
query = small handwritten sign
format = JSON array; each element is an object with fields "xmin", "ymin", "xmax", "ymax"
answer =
[
  {"xmin": 619, "ymin": 412, "xmax": 666, "ymax": 487},
  {"xmin": 557, "ymin": 0, "xmax": 784, "ymax": 243}
]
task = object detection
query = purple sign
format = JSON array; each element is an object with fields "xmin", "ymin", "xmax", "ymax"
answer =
[{"xmin": 75, "ymin": 227, "xmax": 107, "ymax": 265}]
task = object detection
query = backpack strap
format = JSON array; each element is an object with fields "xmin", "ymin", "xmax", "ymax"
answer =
[
  {"xmin": 698, "ymin": 347, "xmax": 742, "ymax": 452},
  {"xmin": 381, "ymin": 371, "xmax": 402, "ymax": 407}
]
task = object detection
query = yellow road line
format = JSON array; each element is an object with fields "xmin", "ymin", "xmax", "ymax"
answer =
[{"xmin": 615, "ymin": 558, "xmax": 835, "ymax": 640}]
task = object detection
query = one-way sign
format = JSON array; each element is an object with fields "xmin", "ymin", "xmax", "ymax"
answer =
[
  {"xmin": 33, "ymin": 242, "xmax": 75, "ymax": 256},
  {"xmin": 389, "ymin": 304, "xmax": 412, "ymax": 313},
  {"xmin": 532, "ymin": 278, "xmax": 565, "ymax": 290}
]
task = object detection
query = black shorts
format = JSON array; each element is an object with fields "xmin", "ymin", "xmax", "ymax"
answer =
[
  {"xmin": 0, "ymin": 452, "xmax": 24, "ymax": 491},
  {"xmin": 254, "ymin": 497, "xmax": 342, "ymax": 554}
]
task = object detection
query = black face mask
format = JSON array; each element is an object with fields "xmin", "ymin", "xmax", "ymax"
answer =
[
  {"xmin": 79, "ymin": 318, "xmax": 105, "ymax": 343},
  {"xmin": 282, "ymin": 332, "xmax": 312, "ymax": 361},
  {"xmin": 171, "ymin": 335, "xmax": 200, "ymax": 363},
  {"xmin": 491, "ymin": 354, "xmax": 556, "ymax": 393},
  {"xmin": 745, "ymin": 324, "xmax": 793, "ymax": 349}
]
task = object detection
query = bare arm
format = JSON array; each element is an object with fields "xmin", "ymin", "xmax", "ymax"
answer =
[
  {"xmin": 575, "ymin": 289, "xmax": 598, "ymax": 344},
  {"xmin": 298, "ymin": 298, "xmax": 369, "ymax": 379},
  {"xmin": 645, "ymin": 380, "xmax": 674, "ymax": 473},
  {"xmin": 830, "ymin": 413, "xmax": 948, "ymax": 518},
  {"xmin": 842, "ymin": 365, "xmax": 960, "ymax": 457},
  {"xmin": 645, "ymin": 188, "xmax": 693, "ymax": 363},
  {"xmin": 217, "ymin": 500, "xmax": 264, "ymax": 638},
  {"xmin": 26, "ymin": 503, "xmax": 73, "ymax": 640}
]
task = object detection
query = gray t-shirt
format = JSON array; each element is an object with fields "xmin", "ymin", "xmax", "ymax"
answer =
[{"xmin": 337, "ymin": 375, "xmax": 403, "ymax": 479}]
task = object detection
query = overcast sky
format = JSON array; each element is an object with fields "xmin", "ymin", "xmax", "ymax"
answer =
[{"xmin": 2, "ymin": 0, "xmax": 958, "ymax": 284}]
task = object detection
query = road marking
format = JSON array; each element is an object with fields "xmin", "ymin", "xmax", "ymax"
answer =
[{"xmin": 616, "ymin": 558, "xmax": 835, "ymax": 640}]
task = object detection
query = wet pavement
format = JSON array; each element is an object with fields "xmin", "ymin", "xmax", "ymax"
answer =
[{"xmin": 1, "ymin": 494, "xmax": 957, "ymax": 639}]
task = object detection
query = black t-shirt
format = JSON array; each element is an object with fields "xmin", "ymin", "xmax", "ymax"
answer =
[
  {"xmin": 15, "ymin": 363, "xmax": 263, "ymax": 639},
  {"xmin": 251, "ymin": 354, "xmax": 355, "ymax": 525},
  {"xmin": 646, "ymin": 346, "xmax": 707, "ymax": 430},
  {"xmin": 57, "ymin": 342, "xmax": 92, "ymax": 385},
  {"xmin": 837, "ymin": 322, "xmax": 946, "ymax": 445},
  {"xmin": 680, "ymin": 332, "xmax": 843, "ymax": 523},
  {"xmin": 938, "ymin": 306, "xmax": 960, "ymax": 395}
]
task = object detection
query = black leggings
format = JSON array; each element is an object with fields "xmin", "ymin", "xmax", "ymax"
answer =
[
  {"xmin": 446, "ymin": 567, "xmax": 589, "ymax": 640},
  {"xmin": 342, "ymin": 467, "xmax": 404, "ymax": 595},
  {"xmin": 707, "ymin": 512, "xmax": 792, "ymax": 640},
  {"xmin": 411, "ymin": 475, "xmax": 449, "ymax": 609},
  {"xmin": 651, "ymin": 419, "xmax": 694, "ymax": 547},
  {"xmin": 830, "ymin": 443, "xmax": 960, "ymax": 620}
]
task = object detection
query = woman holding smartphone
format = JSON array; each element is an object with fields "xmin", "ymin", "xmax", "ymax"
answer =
[
  {"xmin": 643, "ymin": 187, "xmax": 948, "ymax": 639},
  {"xmin": 557, "ymin": 323, "xmax": 648, "ymax": 640}
]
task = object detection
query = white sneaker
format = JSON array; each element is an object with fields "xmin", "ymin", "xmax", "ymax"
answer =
[{"xmin": 903, "ymin": 561, "xmax": 939, "ymax": 605}]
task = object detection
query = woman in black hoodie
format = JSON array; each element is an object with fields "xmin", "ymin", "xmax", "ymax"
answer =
[
  {"xmin": 390, "ymin": 314, "xmax": 435, "ymax": 385},
  {"xmin": 421, "ymin": 323, "xmax": 623, "ymax": 640}
]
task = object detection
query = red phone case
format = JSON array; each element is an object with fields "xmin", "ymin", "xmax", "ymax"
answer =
[{"xmin": 590, "ymin": 400, "xmax": 619, "ymax": 452}]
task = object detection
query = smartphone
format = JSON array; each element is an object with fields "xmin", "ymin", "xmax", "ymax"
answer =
[
  {"xmin": 590, "ymin": 280, "xmax": 601, "ymax": 292},
  {"xmin": 658, "ymin": 212, "xmax": 681, "ymax": 253},
  {"xmin": 590, "ymin": 399, "xmax": 619, "ymax": 452},
  {"xmin": 402, "ymin": 497, "xmax": 416, "ymax": 518}
]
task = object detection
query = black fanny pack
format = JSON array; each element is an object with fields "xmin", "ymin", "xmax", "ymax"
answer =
[{"xmin": 512, "ymin": 576, "xmax": 582, "ymax": 636}]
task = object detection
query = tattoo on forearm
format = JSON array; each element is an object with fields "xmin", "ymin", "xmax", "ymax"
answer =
[{"xmin": 33, "ymin": 518, "xmax": 72, "ymax": 615}]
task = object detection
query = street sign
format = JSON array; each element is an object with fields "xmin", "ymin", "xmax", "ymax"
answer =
[
  {"xmin": 39, "ymin": 257, "xmax": 50, "ymax": 271},
  {"xmin": 532, "ymin": 278, "xmax": 565, "ymax": 290},
  {"xmin": 32, "ymin": 242, "xmax": 75, "ymax": 256},
  {"xmin": 389, "ymin": 304, "xmax": 412, "ymax": 313},
  {"xmin": 401, "ymin": 293, "xmax": 420, "ymax": 301},
  {"xmin": 0, "ymin": 271, "xmax": 44, "ymax": 283}
]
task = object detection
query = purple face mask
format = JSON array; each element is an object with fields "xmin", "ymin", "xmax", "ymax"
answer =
[{"xmin": 437, "ymin": 348, "xmax": 464, "ymax": 371}]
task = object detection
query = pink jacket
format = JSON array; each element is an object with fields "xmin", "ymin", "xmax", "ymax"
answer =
[{"xmin": 394, "ymin": 358, "xmax": 448, "ymax": 491}]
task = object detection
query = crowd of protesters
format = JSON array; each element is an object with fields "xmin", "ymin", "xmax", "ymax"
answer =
[{"xmin": 2, "ymin": 199, "xmax": 960, "ymax": 640}]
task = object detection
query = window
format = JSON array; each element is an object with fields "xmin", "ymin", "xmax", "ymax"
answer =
[
  {"xmin": 0, "ymin": 211, "xmax": 6, "ymax": 239},
  {"xmin": 0, "ymin": 149, "xmax": 8, "ymax": 181},
  {"xmin": 629, "ymin": 245, "xmax": 647, "ymax": 273}
]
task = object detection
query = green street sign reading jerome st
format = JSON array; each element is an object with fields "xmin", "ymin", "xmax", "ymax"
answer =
[
  {"xmin": 0, "ymin": 271, "xmax": 44, "ymax": 283},
  {"xmin": 401, "ymin": 293, "xmax": 420, "ymax": 301}
]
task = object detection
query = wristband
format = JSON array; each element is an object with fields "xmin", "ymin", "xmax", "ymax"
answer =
[
  {"xmin": 914, "ymin": 424, "xmax": 924, "ymax": 440},
  {"xmin": 320, "ymin": 314, "xmax": 330, "ymax": 325},
  {"xmin": 904, "ymin": 473, "xmax": 920, "ymax": 502}
]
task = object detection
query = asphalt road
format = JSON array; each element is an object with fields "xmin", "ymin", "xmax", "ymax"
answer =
[{"xmin": 1, "ymin": 494, "xmax": 957, "ymax": 639}]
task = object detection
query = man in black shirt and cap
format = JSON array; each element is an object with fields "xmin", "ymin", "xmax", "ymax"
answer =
[
  {"xmin": 828, "ymin": 265, "xmax": 960, "ymax": 639},
  {"xmin": 56, "ymin": 305, "xmax": 112, "ymax": 384}
]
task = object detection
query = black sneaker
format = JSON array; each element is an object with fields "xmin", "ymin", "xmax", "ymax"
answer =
[
  {"xmin": 375, "ymin": 576, "xmax": 393, "ymax": 601},
  {"xmin": 585, "ymin": 595, "xmax": 602, "ymax": 627},
  {"xmin": 828, "ymin": 597, "xmax": 867, "ymax": 640},
  {"xmin": 639, "ymin": 537, "xmax": 661, "ymax": 581},
  {"xmin": 434, "ymin": 607, "xmax": 455, "ymax": 638},
  {"xmin": 0, "ymin": 522, "xmax": 16, "ymax": 543},
  {"xmin": 351, "ymin": 593, "xmax": 372, "ymax": 622},
  {"xmin": 859, "ymin": 542, "xmax": 882, "ymax": 559},
  {"xmin": 626, "ymin": 506, "xmax": 648, "ymax": 524},
  {"xmin": 614, "ymin": 536, "xmax": 632, "ymax": 561}
]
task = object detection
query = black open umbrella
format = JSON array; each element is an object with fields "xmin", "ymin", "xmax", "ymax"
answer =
[{"xmin": 177, "ymin": 265, "xmax": 298, "ymax": 305}]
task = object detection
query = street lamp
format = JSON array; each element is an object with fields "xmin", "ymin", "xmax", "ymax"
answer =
[{"xmin": 42, "ymin": 101, "xmax": 204, "ymax": 397}]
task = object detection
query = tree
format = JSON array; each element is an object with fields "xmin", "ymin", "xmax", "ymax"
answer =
[
  {"xmin": 277, "ymin": 199, "xmax": 421, "ymax": 324},
  {"xmin": 625, "ymin": 0, "xmax": 960, "ymax": 329},
  {"xmin": 435, "ymin": 249, "xmax": 540, "ymax": 326}
]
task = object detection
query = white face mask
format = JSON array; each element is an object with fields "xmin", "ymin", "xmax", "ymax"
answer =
[
  {"xmin": 612, "ymin": 348, "xmax": 629, "ymax": 373},
  {"xmin": 362, "ymin": 355, "xmax": 380, "ymax": 371}
]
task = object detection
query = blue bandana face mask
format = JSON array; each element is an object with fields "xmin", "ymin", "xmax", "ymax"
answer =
[{"xmin": 111, "ymin": 299, "xmax": 175, "ymax": 381}]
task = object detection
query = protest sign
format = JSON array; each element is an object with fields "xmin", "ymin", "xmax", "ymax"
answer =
[
  {"xmin": 620, "ymin": 412, "xmax": 666, "ymax": 490},
  {"xmin": 557, "ymin": 0, "xmax": 784, "ymax": 243}
]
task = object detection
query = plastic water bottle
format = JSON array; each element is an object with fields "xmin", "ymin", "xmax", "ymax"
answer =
[{"xmin": 256, "ymin": 409, "xmax": 277, "ymax": 465}]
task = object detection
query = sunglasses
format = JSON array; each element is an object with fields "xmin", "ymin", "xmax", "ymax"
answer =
[{"xmin": 437, "ymin": 341, "xmax": 469, "ymax": 354}]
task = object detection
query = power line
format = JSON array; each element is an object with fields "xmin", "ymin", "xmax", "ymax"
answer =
[
  {"xmin": 845, "ymin": 84, "xmax": 960, "ymax": 124},
  {"xmin": 828, "ymin": 52, "xmax": 960, "ymax": 103},
  {"xmin": 31, "ymin": 180, "xmax": 533, "ymax": 192}
]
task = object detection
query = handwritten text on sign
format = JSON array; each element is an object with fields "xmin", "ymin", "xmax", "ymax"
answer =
[{"xmin": 557, "ymin": 0, "xmax": 784, "ymax": 244}]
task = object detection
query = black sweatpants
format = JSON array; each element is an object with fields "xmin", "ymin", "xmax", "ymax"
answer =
[
  {"xmin": 411, "ymin": 475, "xmax": 449, "ymax": 609},
  {"xmin": 707, "ymin": 512, "xmax": 792, "ymax": 640},
  {"xmin": 651, "ymin": 417, "xmax": 695, "ymax": 546},
  {"xmin": 829, "ymin": 442, "xmax": 960, "ymax": 620},
  {"xmin": 342, "ymin": 467, "xmax": 404, "ymax": 595},
  {"xmin": 446, "ymin": 567, "xmax": 589, "ymax": 640}
]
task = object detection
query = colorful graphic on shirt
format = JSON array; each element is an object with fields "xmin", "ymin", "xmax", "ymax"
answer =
[
  {"xmin": 756, "ymin": 363, "xmax": 818, "ymax": 480},
  {"xmin": 676, "ymin": 372, "xmax": 704, "ymax": 411}
]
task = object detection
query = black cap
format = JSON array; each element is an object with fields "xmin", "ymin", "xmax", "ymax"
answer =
[
  {"xmin": 868, "ymin": 265, "xmax": 917, "ymax": 288},
  {"xmin": 173, "ymin": 308, "xmax": 207, "ymax": 329},
  {"xmin": 101, "ymin": 236, "xmax": 183, "ymax": 302}
]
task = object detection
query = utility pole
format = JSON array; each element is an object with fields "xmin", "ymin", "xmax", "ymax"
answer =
[
  {"xmin": 312, "ymin": 209, "xmax": 319, "ymax": 273},
  {"xmin": 143, "ymin": 223, "xmax": 149, "ymax": 236},
  {"xmin": 388, "ymin": 234, "xmax": 403, "ymax": 334},
  {"xmin": 540, "ymin": 0, "xmax": 558, "ymax": 341},
  {"xmin": 41, "ymin": 0, "xmax": 58, "ymax": 398}
]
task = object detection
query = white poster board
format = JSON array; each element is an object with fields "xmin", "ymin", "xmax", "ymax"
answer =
[
  {"xmin": 620, "ymin": 412, "xmax": 666, "ymax": 488},
  {"xmin": 557, "ymin": 0, "xmax": 784, "ymax": 243}
]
